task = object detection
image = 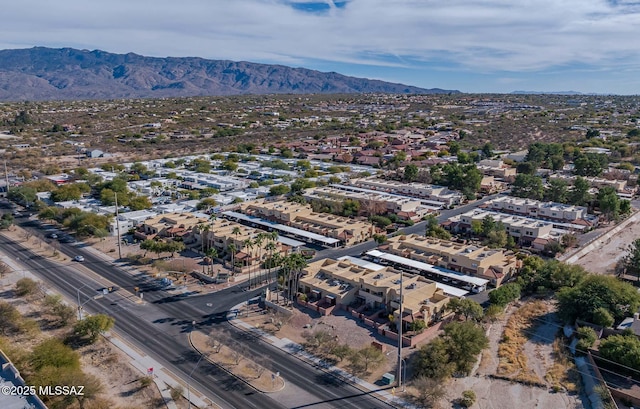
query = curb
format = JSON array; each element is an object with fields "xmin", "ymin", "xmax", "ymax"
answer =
[
  {"xmin": 226, "ymin": 301, "xmax": 410, "ymax": 408},
  {"xmin": 188, "ymin": 331, "xmax": 286, "ymax": 393}
]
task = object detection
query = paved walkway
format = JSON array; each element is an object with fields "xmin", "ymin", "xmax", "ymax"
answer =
[{"xmin": 226, "ymin": 301, "xmax": 418, "ymax": 409}]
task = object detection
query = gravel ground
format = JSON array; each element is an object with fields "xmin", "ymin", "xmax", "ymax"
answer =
[{"xmin": 572, "ymin": 219, "xmax": 640, "ymax": 274}]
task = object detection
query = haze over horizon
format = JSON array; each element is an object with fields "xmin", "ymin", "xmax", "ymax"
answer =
[{"xmin": 3, "ymin": 0, "xmax": 640, "ymax": 95}]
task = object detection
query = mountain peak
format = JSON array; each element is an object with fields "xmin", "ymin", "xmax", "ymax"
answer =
[{"xmin": 0, "ymin": 47, "xmax": 459, "ymax": 101}]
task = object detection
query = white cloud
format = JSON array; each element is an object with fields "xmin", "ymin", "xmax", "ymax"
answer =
[{"xmin": 1, "ymin": 0, "xmax": 640, "ymax": 77}]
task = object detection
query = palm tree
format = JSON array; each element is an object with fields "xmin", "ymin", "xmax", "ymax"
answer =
[
  {"xmin": 199, "ymin": 223, "xmax": 211, "ymax": 254},
  {"xmin": 265, "ymin": 241, "xmax": 277, "ymax": 287},
  {"xmin": 227, "ymin": 243, "xmax": 237, "ymax": 275},
  {"xmin": 206, "ymin": 247, "xmax": 218, "ymax": 275},
  {"xmin": 287, "ymin": 253, "xmax": 308, "ymax": 304},
  {"xmin": 254, "ymin": 232, "xmax": 267, "ymax": 284},
  {"xmin": 243, "ymin": 238, "xmax": 254, "ymax": 288}
]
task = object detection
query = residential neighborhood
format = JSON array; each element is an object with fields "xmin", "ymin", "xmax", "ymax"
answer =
[{"xmin": 3, "ymin": 93, "xmax": 640, "ymax": 409}]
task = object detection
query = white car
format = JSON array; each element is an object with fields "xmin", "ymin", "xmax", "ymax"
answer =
[{"xmin": 73, "ymin": 255, "xmax": 85, "ymax": 262}]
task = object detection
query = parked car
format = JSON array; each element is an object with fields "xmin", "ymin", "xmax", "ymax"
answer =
[{"xmin": 73, "ymin": 255, "xmax": 85, "ymax": 262}]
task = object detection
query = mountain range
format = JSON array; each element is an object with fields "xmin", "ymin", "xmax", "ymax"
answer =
[{"xmin": 0, "ymin": 47, "xmax": 458, "ymax": 101}]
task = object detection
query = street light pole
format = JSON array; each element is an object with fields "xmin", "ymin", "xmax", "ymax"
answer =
[
  {"xmin": 187, "ymin": 354, "xmax": 203, "ymax": 409},
  {"xmin": 115, "ymin": 192, "xmax": 122, "ymax": 260},
  {"xmin": 397, "ymin": 269, "xmax": 403, "ymax": 392}
]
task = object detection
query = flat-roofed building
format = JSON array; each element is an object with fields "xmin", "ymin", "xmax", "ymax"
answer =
[
  {"xmin": 548, "ymin": 174, "xmax": 628, "ymax": 193},
  {"xmin": 477, "ymin": 159, "xmax": 517, "ymax": 179},
  {"xmin": 299, "ymin": 258, "xmax": 449, "ymax": 326},
  {"xmin": 485, "ymin": 196, "xmax": 588, "ymax": 222},
  {"xmin": 455, "ymin": 209, "xmax": 553, "ymax": 245},
  {"xmin": 242, "ymin": 199, "xmax": 313, "ymax": 224},
  {"xmin": 302, "ymin": 186, "xmax": 428, "ymax": 219},
  {"xmin": 350, "ymin": 177, "xmax": 463, "ymax": 206},
  {"xmin": 193, "ymin": 219, "xmax": 287, "ymax": 274},
  {"xmin": 385, "ymin": 234, "xmax": 521, "ymax": 287},
  {"xmin": 241, "ymin": 200, "xmax": 374, "ymax": 246},
  {"xmin": 135, "ymin": 213, "xmax": 209, "ymax": 240}
]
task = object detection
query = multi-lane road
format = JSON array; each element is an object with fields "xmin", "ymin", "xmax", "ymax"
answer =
[{"xmin": 1, "ymin": 219, "xmax": 396, "ymax": 409}]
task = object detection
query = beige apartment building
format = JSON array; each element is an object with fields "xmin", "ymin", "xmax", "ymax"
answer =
[
  {"xmin": 194, "ymin": 219, "xmax": 287, "ymax": 273},
  {"xmin": 548, "ymin": 174, "xmax": 628, "ymax": 192},
  {"xmin": 135, "ymin": 213, "xmax": 209, "ymax": 240},
  {"xmin": 350, "ymin": 177, "xmax": 463, "ymax": 206},
  {"xmin": 241, "ymin": 200, "xmax": 375, "ymax": 246},
  {"xmin": 302, "ymin": 186, "xmax": 428, "ymax": 218},
  {"xmin": 477, "ymin": 159, "xmax": 517, "ymax": 180},
  {"xmin": 485, "ymin": 196, "xmax": 588, "ymax": 222},
  {"xmin": 454, "ymin": 209, "xmax": 554, "ymax": 245},
  {"xmin": 384, "ymin": 235, "xmax": 521, "ymax": 287},
  {"xmin": 299, "ymin": 258, "xmax": 450, "ymax": 325}
]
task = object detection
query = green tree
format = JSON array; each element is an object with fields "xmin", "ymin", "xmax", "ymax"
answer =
[
  {"xmin": 424, "ymin": 214, "xmax": 451, "ymax": 240},
  {"xmin": 623, "ymin": 238, "xmax": 640, "ymax": 281},
  {"xmin": 129, "ymin": 195, "xmax": 152, "ymax": 211},
  {"xmin": 599, "ymin": 334, "xmax": 640, "ymax": 372},
  {"xmin": 481, "ymin": 143, "xmax": 494, "ymax": 158},
  {"xmin": 488, "ymin": 283, "xmax": 521, "ymax": 307},
  {"xmin": 511, "ymin": 174, "xmax": 544, "ymax": 200},
  {"xmin": 0, "ymin": 301, "xmax": 22, "ymax": 335},
  {"xmin": 447, "ymin": 298, "xmax": 484, "ymax": 321},
  {"xmin": 441, "ymin": 321, "xmax": 489, "ymax": 375},
  {"xmin": 545, "ymin": 179, "xmax": 568, "ymax": 203},
  {"xmin": 74, "ymin": 314, "xmax": 115, "ymax": 343},
  {"xmin": 290, "ymin": 178, "xmax": 315, "ymax": 193},
  {"xmin": 557, "ymin": 275, "xmax": 640, "ymax": 324},
  {"xmin": 197, "ymin": 198, "xmax": 217, "ymax": 211},
  {"xmin": 269, "ymin": 185, "xmax": 291, "ymax": 196},
  {"xmin": 592, "ymin": 307, "xmax": 615, "ymax": 327},
  {"xmin": 30, "ymin": 338, "xmax": 80, "ymax": 371},
  {"xmin": 403, "ymin": 164, "xmax": 419, "ymax": 182},
  {"xmin": 569, "ymin": 176, "xmax": 591, "ymax": 206},
  {"xmin": 0, "ymin": 213, "xmax": 14, "ymax": 230},
  {"xmin": 597, "ymin": 186, "xmax": 621, "ymax": 221},
  {"xmin": 352, "ymin": 346, "xmax": 385, "ymax": 373},
  {"xmin": 575, "ymin": 326, "xmax": 597, "ymax": 353},
  {"xmin": 370, "ymin": 215, "xmax": 392, "ymax": 229},
  {"xmin": 411, "ymin": 338, "xmax": 455, "ymax": 380}
]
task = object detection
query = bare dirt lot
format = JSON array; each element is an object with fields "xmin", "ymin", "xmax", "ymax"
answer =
[
  {"xmin": 441, "ymin": 300, "xmax": 584, "ymax": 409},
  {"xmin": 572, "ymin": 217, "xmax": 640, "ymax": 274},
  {"xmin": 0, "ymin": 226, "xmax": 192, "ymax": 409}
]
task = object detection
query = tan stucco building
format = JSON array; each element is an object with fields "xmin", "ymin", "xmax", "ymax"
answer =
[
  {"xmin": 299, "ymin": 258, "xmax": 450, "ymax": 326},
  {"xmin": 385, "ymin": 235, "xmax": 521, "ymax": 287}
]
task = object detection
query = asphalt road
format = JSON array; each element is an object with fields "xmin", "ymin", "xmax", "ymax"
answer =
[
  {"xmin": 4, "ymin": 221, "xmax": 396, "ymax": 409},
  {"xmin": 312, "ymin": 192, "xmax": 504, "ymax": 262}
]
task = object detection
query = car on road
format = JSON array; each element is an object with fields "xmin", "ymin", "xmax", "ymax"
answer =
[
  {"xmin": 60, "ymin": 236, "xmax": 77, "ymax": 243},
  {"xmin": 48, "ymin": 233, "xmax": 58, "ymax": 239},
  {"xmin": 73, "ymin": 255, "xmax": 85, "ymax": 262}
]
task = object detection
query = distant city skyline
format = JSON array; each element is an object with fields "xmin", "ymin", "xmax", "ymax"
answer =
[{"xmin": 3, "ymin": 0, "xmax": 640, "ymax": 95}]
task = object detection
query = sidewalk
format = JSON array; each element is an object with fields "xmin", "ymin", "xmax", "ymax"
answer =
[
  {"xmin": 225, "ymin": 301, "xmax": 417, "ymax": 409},
  {"xmin": 108, "ymin": 335, "xmax": 215, "ymax": 409},
  {"xmin": 0, "ymin": 236, "xmax": 215, "ymax": 409}
]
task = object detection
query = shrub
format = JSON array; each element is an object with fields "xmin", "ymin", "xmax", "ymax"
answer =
[
  {"xmin": 460, "ymin": 390, "xmax": 476, "ymax": 407},
  {"xmin": 576, "ymin": 326, "xmax": 597, "ymax": 353},
  {"xmin": 15, "ymin": 278, "xmax": 39, "ymax": 297},
  {"xmin": 170, "ymin": 385, "xmax": 183, "ymax": 401},
  {"xmin": 140, "ymin": 376, "xmax": 153, "ymax": 388}
]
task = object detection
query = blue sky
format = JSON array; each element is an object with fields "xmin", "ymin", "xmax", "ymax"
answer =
[{"xmin": 2, "ymin": 0, "xmax": 640, "ymax": 94}]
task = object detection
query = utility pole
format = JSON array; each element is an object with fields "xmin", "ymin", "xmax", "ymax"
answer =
[
  {"xmin": 115, "ymin": 192, "xmax": 122, "ymax": 260},
  {"xmin": 397, "ymin": 269, "xmax": 403, "ymax": 392},
  {"xmin": 4, "ymin": 161, "xmax": 9, "ymax": 197}
]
